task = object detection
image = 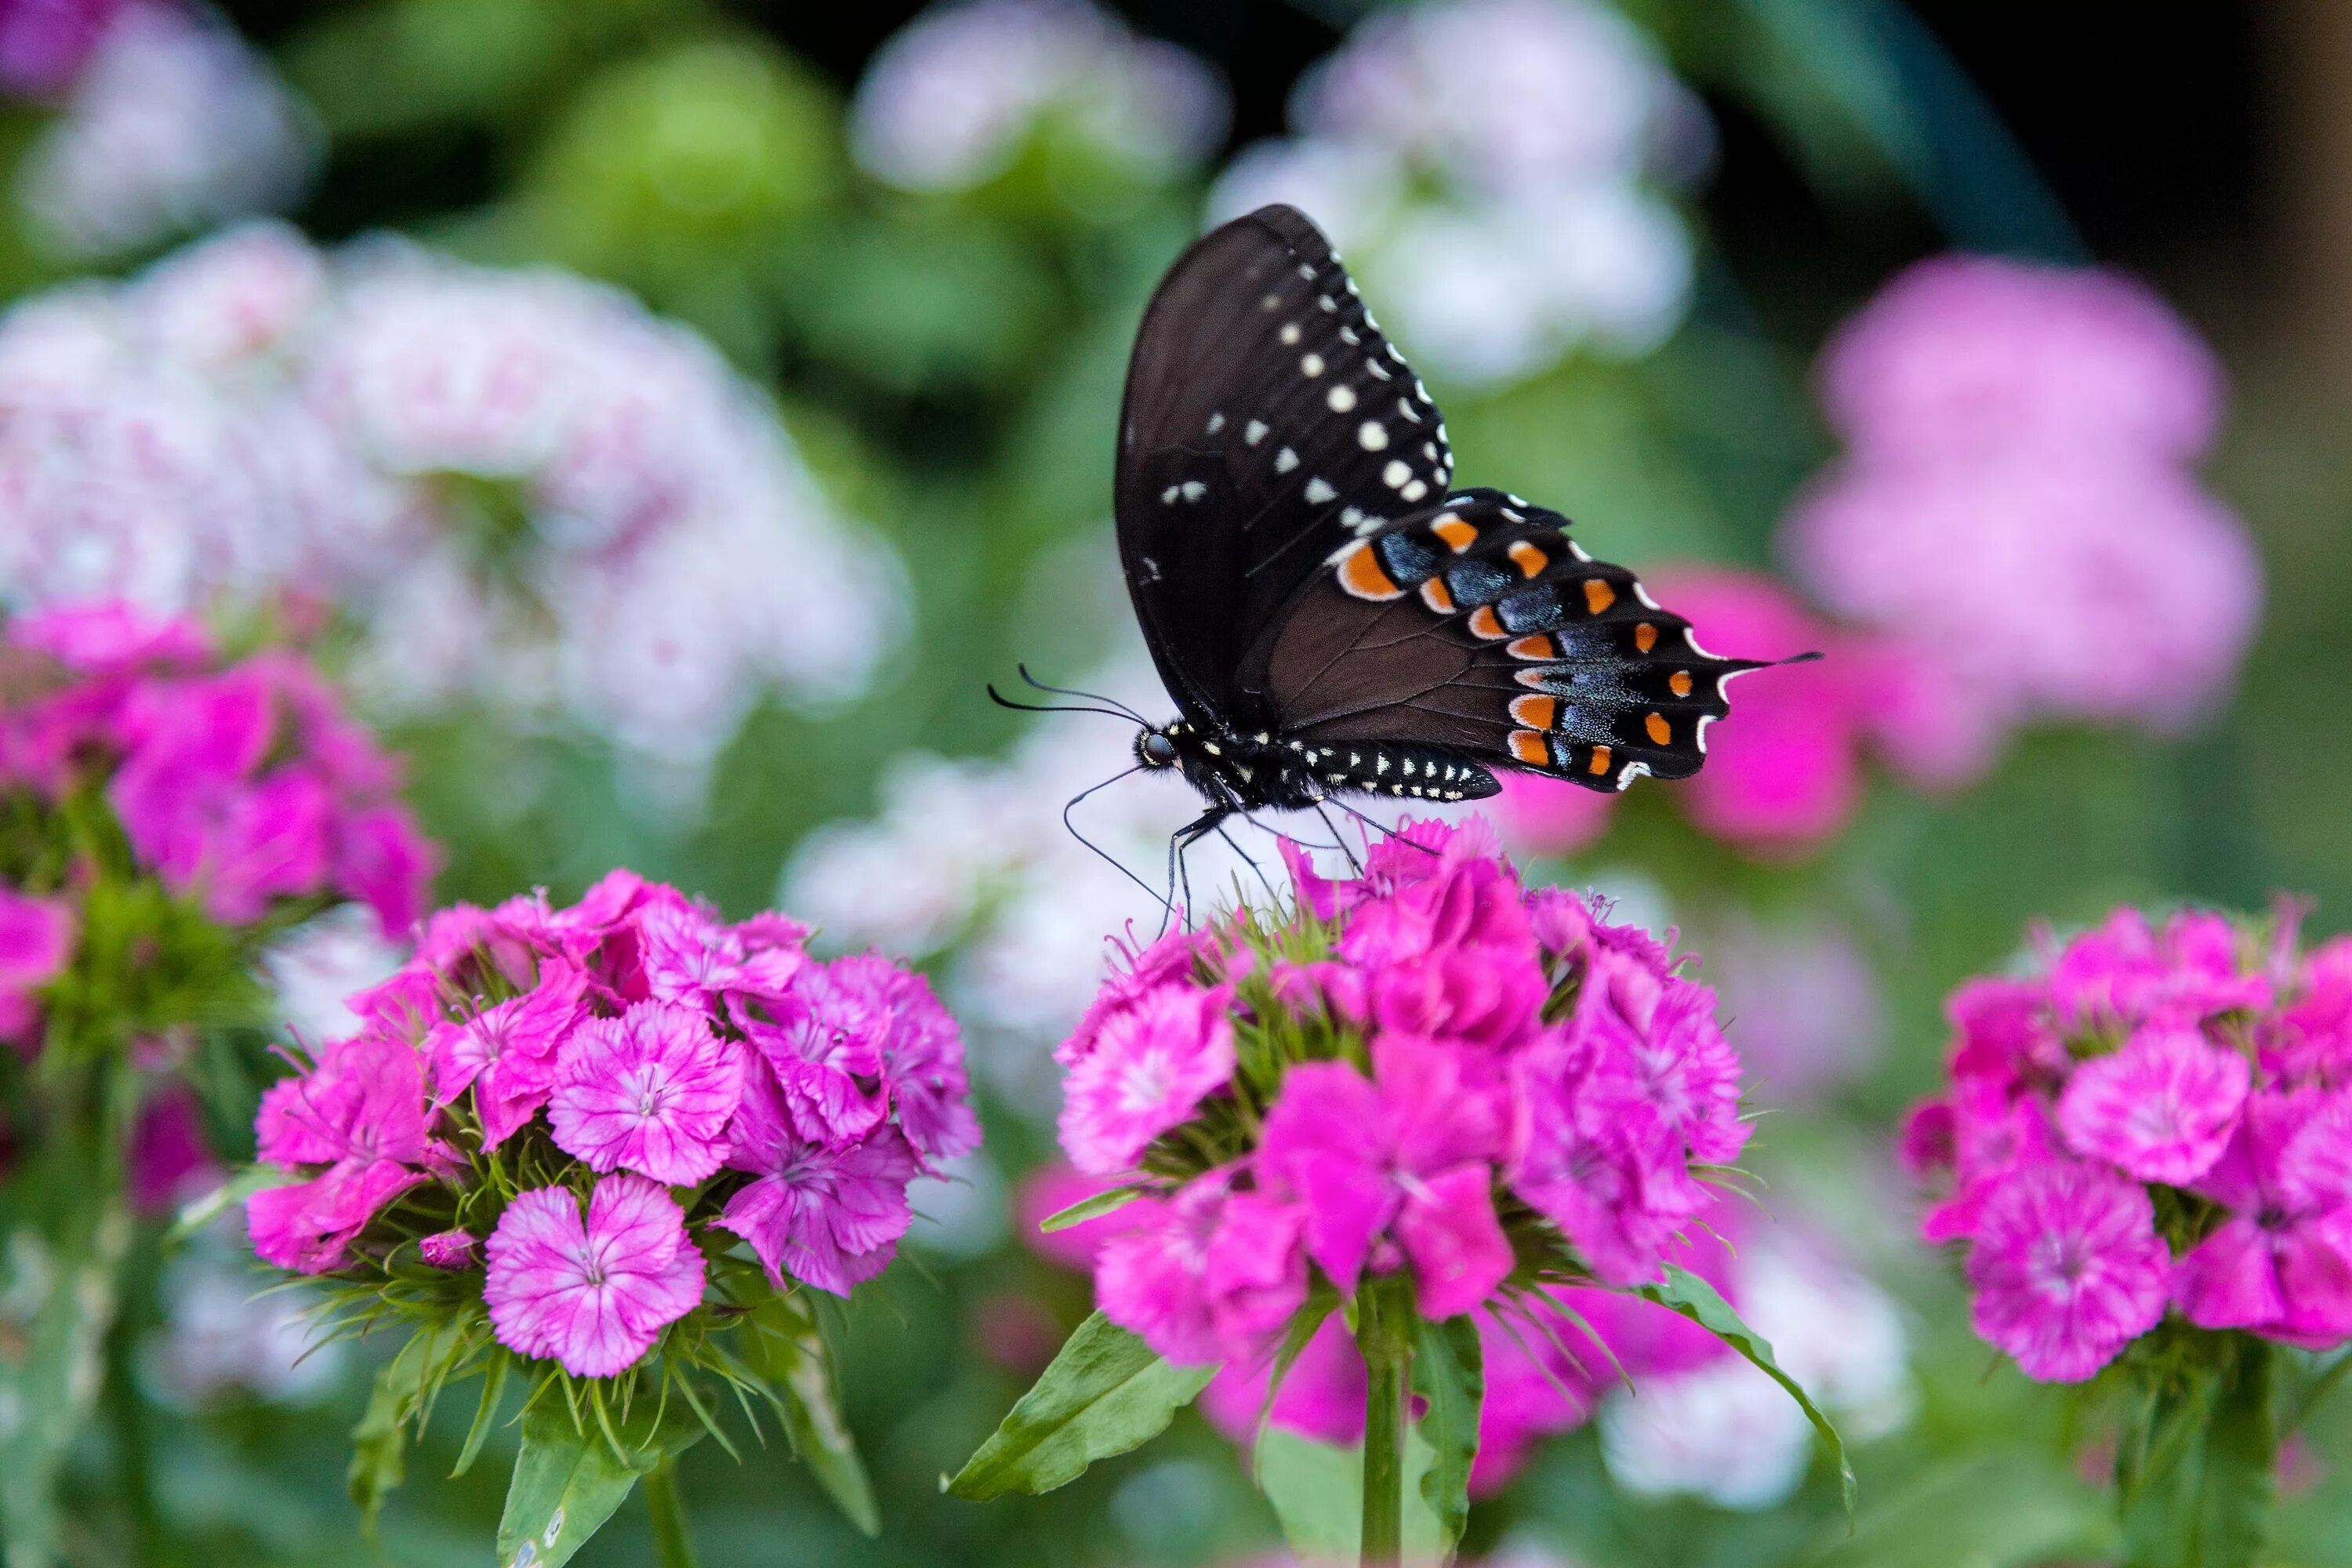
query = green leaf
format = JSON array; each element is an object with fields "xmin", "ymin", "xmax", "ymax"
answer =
[
  {"xmin": 943, "ymin": 1311, "xmax": 1216, "ymax": 1501},
  {"xmin": 0, "ymin": 1183, "xmax": 130, "ymax": 1568},
  {"xmin": 494, "ymin": 1386, "xmax": 707, "ymax": 1568},
  {"xmin": 1635, "ymin": 1263, "xmax": 1857, "ymax": 1519},
  {"xmin": 1411, "ymin": 1315, "xmax": 1483, "ymax": 1553},
  {"xmin": 1252, "ymin": 1287, "xmax": 1339, "ymax": 1452},
  {"xmin": 166, "ymin": 1165, "xmax": 303, "ymax": 1246},
  {"xmin": 453, "ymin": 1355, "xmax": 513, "ymax": 1479},
  {"xmin": 349, "ymin": 1345, "xmax": 421, "ymax": 1526},
  {"xmin": 1804, "ymin": 1451, "xmax": 2119, "ymax": 1568},
  {"xmin": 1256, "ymin": 1426, "xmax": 1446, "ymax": 1563},
  {"xmin": 751, "ymin": 1294, "xmax": 880, "ymax": 1536},
  {"xmin": 1036, "ymin": 1183, "xmax": 1147, "ymax": 1232}
]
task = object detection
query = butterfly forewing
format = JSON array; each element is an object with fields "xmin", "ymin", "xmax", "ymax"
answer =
[
  {"xmin": 1258, "ymin": 490, "xmax": 1763, "ymax": 792},
  {"xmin": 1116, "ymin": 205, "xmax": 1456, "ymax": 724}
]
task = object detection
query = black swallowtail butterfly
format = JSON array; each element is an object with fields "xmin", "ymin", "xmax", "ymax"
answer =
[{"xmin": 1011, "ymin": 204, "xmax": 1774, "ymax": 869}]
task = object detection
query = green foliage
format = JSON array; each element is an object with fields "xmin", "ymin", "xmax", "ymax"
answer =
[
  {"xmin": 495, "ymin": 1380, "xmax": 707, "ymax": 1568},
  {"xmin": 1414, "ymin": 1313, "xmax": 1486, "ymax": 1555},
  {"xmin": 1635, "ymin": 1264, "xmax": 1857, "ymax": 1519},
  {"xmin": 2117, "ymin": 1334, "xmax": 2279, "ymax": 1568},
  {"xmin": 944, "ymin": 1311, "xmax": 1218, "ymax": 1501}
]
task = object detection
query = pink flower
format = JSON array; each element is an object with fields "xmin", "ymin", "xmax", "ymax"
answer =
[
  {"xmin": 1964, "ymin": 1159, "xmax": 2169, "ymax": 1383},
  {"xmin": 1094, "ymin": 1175, "xmax": 1237, "ymax": 1365},
  {"xmin": 419, "ymin": 1229, "xmax": 477, "ymax": 1269},
  {"xmin": 1058, "ymin": 924, "xmax": 1208, "ymax": 1065},
  {"xmin": 1257, "ymin": 1040, "xmax": 1514, "ymax": 1319},
  {"xmin": 1014, "ymin": 1163, "xmax": 1165, "ymax": 1274},
  {"xmin": 1577, "ymin": 954, "xmax": 1747, "ymax": 1174},
  {"xmin": 333, "ymin": 803, "xmax": 436, "ymax": 935},
  {"xmin": 1199, "ymin": 1311, "xmax": 1367, "ymax": 1446},
  {"xmin": 2049, "ymin": 908, "xmax": 2267, "ymax": 1031},
  {"xmin": 247, "ymin": 1034, "xmax": 446, "ymax": 1273},
  {"xmin": 743, "ymin": 954, "xmax": 896, "ymax": 1149},
  {"xmin": 2058, "ymin": 1023, "xmax": 2249, "ymax": 1185},
  {"xmin": 862, "ymin": 958, "xmax": 980, "ymax": 1161},
  {"xmin": 548, "ymin": 1001, "xmax": 746, "ymax": 1185},
  {"xmin": 1058, "ymin": 982, "xmax": 1236, "ymax": 1176},
  {"xmin": 1816, "ymin": 255, "xmax": 2223, "ymax": 463},
  {"xmin": 483, "ymin": 1175, "xmax": 706, "ymax": 1377},
  {"xmin": 717, "ymin": 1066, "xmax": 917, "ymax": 1295},
  {"xmin": 1643, "ymin": 568, "xmax": 1862, "ymax": 853},
  {"xmin": 2173, "ymin": 1090, "xmax": 2352, "ymax": 1346},
  {"xmin": 0, "ymin": 887, "xmax": 74, "ymax": 1041},
  {"xmin": 427, "ymin": 966, "xmax": 586, "ymax": 1149},
  {"xmin": 129, "ymin": 1087, "xmax": 218, "ymax": 1213}
]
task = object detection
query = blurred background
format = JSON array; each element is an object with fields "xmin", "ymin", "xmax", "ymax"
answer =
[{"xmin": 2, "ymin": 0, "xmax": 2349, "ymax": 1563}]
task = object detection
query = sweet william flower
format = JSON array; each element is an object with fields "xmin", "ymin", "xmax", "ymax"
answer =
[
  {"xmin": 426, "ymin": 966, "xmax": 586, "ymax": 1149},
  {"xmin": 483, "ymin": 1174, "xmax": 707, "ymax": 1378},
  {"xmin": 718, "ymin": 1067, "xmax": 920, "ymax": 1296},
  {"xmin": 2058, "ymin": 1022, "xmax": 2249, "ymax": 1185},
  {"xmin": 248, "ymin": 1035, "xmax": 447, "ymax": 1272},
  {"xmin": 1059, "ymin": 982, "xmax": 1236, "ymax": 1176},
  {"xmin": 2172, "ymin": 1090, "xmax": 2352, "ymax": 1345},
  {"xmin": 1965, "ymin": 1158, "xmax": 2169, "ymax": 1383},
  {"xmin": 548, "ymin": 1000, "xmax": 746, "ymax": 1185}
]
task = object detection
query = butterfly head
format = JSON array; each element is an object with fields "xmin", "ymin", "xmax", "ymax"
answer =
[{"xmin": 1134, "ymin": 722, "xmax": 1182, "ymax": 771}]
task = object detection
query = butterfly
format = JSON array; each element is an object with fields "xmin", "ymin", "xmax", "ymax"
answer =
[{"xmin": 1009, "ymin": 203, "xmax": 1774, "ymax": 875}]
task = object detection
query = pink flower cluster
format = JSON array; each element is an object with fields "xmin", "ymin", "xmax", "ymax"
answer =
[
  {"xmin": 1027, "ymin": 1163, "xmax": 1737, "ymax": 1492},
  {"xmin": 247, "ymin": 872, "xmax": 975, "ymax": 1380},
  {"xmin": 0, "ymin": 601, "xmax": 434, "ymax": 935},
  {"xmin": 1781, "ymin": 256, "xmax": 2262, "ymax": 781},
  {"xmin": 1051, "ymin": 817, "xmax": 1747, "ymax": 1373},
  {"xmin": 1906, "ymin": 904, "xmax": 2352, "ymax": 1383}
]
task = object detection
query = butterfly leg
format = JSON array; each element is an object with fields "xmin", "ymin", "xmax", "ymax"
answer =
[
  {"xmin": 1313, "ymin": 801, "xmax": 1365, "ymax": 877},
  {"xmin": 1163, "ymin": 806, "xmax": 1231, "ymax": 932}
]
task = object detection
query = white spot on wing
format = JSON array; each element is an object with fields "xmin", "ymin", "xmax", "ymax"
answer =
[
  {"xmin": 1275, "ymin": 447, "xmax": 1300, "ymax": 473},
  {"xmin": 1400, "ymin": 479, "xmax": 1428, "ymax": 503},
  {"xmin": 1204, "ymin": 412, "xmax": 1225, "ymax": 435},
  {"xmin": 1181, "ymin": 480, "xmax": 1206, "ymax": 501},
  {"xmin": 1359, "ymin": 422, "xmax": 1388, "ymax": 451},
  {"xmin": 1305, "ymin": 477, "xmax": 1338, "ymax": 503},
  {"xmin": 1244, "ymin": 419, "xmax": 1269, "ymax": 445},
  {"xmin": 1327, "ymin": 385, "xmax": 1356, "ymax": 412},
  {"xmin": 1280, "ymin": 322, "xmax": 1301, "ymax": 345},
  {"xmin": 1301, "ymin": 353, "xmax": 1325, "ymax": 377},
  {"xmin": 1381, "ymin": 460, "xmax": 1410, "ymax": 488}
]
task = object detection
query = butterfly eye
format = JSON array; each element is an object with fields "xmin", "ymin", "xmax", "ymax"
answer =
[{"xmin": 1138, "ymin": 731, "xmax": 1178, "ymax": 768}]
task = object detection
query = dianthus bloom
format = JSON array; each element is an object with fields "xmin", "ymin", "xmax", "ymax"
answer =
[
  {"xmin": 967, "ymin": 818, "xmax": 1828, "ymax": 1534},
  {"xmin": 0, "ymin": 601, "xmax": 434, "ymax": 1059},
  {"xmin": 245, "ymin": 870, "xmax": 975, "ymax": 1377},
  {"xmin": 1780, "ymin": 256, "xmax": 2260, "ymax": 781},
  {"xmin": 1907, "ymin": 903, "xmax": 2352, "ymax": 1381}
]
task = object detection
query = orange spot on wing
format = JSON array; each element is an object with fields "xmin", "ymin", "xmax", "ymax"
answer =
[
  {"xmin": 1467, "ymin": 606, "xmax": 1506, "ymax": 640},
  {"xmin": 1634, "ymin": 621, "xmax": 1657, "ymax": 652},
  {"xmin": 1588, "ymin": 745, "xmax": 1613, "ymax": 776},
  {"xmin": 1509, "ymin": 729, "xmax": 1550, "ymax": 766},
  {"xmin": 1645, "ymin": 712, "xmax": 1671, "ymax": 745},
  {"xmin": 1510, "ymin": 695, "xmax": 1558, "ymax": 729},
  {"xmin": 1583, "ymin": 579, "xmax": 1616, "ymax": 615},
  {"xmin": 1506, "ymin": 634, "xmax": 1555, "ymax": 661},
  {"xmin": 1668, "ymin": 670, "xmax": 1693, "ymax": 698},
  {"xmin": 1508, "ymin": 540, "xmax": 1547, "ymax": 578},
  {"xmin": 1338, "ymin": 542, "xmax": 1404, "ymax": 601},
  {"xmin": 1432, "ymin": 515, "xmax": 1477, "ymax": 553},
  {"xmin": 1421, "ymin": 577, "xmax": 1455, "ymax": 614}
]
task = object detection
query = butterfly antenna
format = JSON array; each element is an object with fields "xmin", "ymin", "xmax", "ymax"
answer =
[
  {"xmin": 987, "ymin": 684, "xmax": 1141, "ymax": 724},
  {"xmin": 1061, "ymin": 765, "xmax": 1174, "ymax": 920},
  {"xmin": 1312, "ymin": 803, "xmax": 1367, "ymax": 876},
  {"xmin": 1323, "ymin": 797, "xmax": 1439, "ymax": 856},
  {"xmin": 1017, "ymin": 665, "xmax": 1150, "ymax": 725}
]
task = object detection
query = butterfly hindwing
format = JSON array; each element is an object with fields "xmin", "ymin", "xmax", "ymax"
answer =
[
  {"xmin": 1115, "ymin": 205, "xmax": 1456, "ymax": 724},
  {"xmin": 1257, "ymin": 490, "xmax": 1763, "ymax": 792}
]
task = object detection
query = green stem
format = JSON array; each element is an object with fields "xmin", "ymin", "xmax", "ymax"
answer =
[
  {"xmin": 646, "ymin": 1455, "xmax": 698, "ymax": 1568},
  {"xmin": 1358, "ymin": 1277, "xmax": 1413, "ymax": 1568}
]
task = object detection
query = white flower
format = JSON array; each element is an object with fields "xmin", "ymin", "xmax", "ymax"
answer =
[
  {"xmin": 851, "ymin": 0, "xmax": 1227, "ymax": 192},
  {"xmin": 16, "ymin": 2, "xmax": 317, "ymax": 260},
  {"xmin": 1598, "ymin": 1232, "xmax": 1913, "ymax": 1509},
  {"xmin": 260, "ymin": 906, "xmax": 405, "ymax": 1048}
]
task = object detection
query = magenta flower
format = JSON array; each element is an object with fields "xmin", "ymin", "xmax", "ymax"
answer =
[
  {"xmin": 548, "ymin": 1001, "xmax": 746, "ymax": 1185},
  {"xmin": 1058, "ymin": 982, "xmax": 1236, "ymax": 1176},
  {"xmin": 483, "ymin": 1175, "xmax": 707, "ymax": 1377},
  {"xmin": 1058, "ymin": 924, "xmax": 1210, "ymax": 1065},
  {"xmin": 2058, "ymin": 1023, "xmax": 2249, "ymax": 1185},
  {"xmin": 1094, "ymin": 1175, "xmax": 1240, "ymax": 1366},
  {"xmin": 1965, "ymin": 1159, "xmax": 2169, "ymax": 1383},
  {"xmin": 860, "ymin": 957, "xmax": 981, "ymax": 1160},
  {"xmin": 717, "ymin": 1066, "xmax": 917, "ymax": 1296},
  {"xmin": 419, "ymin": 1229, "xmax": 478, "ymax": 1269},
  {"xmin": 0, "ymin": 887, "xmax": 74, "ymax": 1045},
  {"xmin": 1258, "ymin": 1040, "xmax": 1514, "ymax": 1319},
  {"xmin": 427, "ymin": 966, "xmax": 586, "ymax": 1149},
  {"xmin": 248, "ymin": 1035, "xmax": 447, "ymax": 1273},
  {"xmin": 2049, "ymin": 907, "xmax": 2267, "ymax": 1032},
  {"xmin": 2173, "ymin": 1091, "xmax": 2352, "ymax": 1345},
  {"xmin": 1200, "ymin": 1312, "xmax": 1366, "ymax": 1446},
  {"xmin": 744, "ymin": 955, "xmax": 895, "ymax": 1149}
]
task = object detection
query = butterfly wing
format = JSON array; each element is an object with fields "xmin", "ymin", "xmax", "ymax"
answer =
[
  {"xmin": 1115, "ymin": 204, "xmax": 1456, "ymax": 724},
  {"xmin": 1255, "ymin": 490, "xmax": 1766, "ymax": 792}
]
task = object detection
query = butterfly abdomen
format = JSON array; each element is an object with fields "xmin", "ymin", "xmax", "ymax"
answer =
[{"xmin": 1168, "ymin": 724, "xmax": 1497, "ymax": 810}]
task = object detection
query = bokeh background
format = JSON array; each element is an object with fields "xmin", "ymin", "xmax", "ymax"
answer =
[{"xmin": 4, "ymin": 0, "xmax": 2350, "ymax": 1563}]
